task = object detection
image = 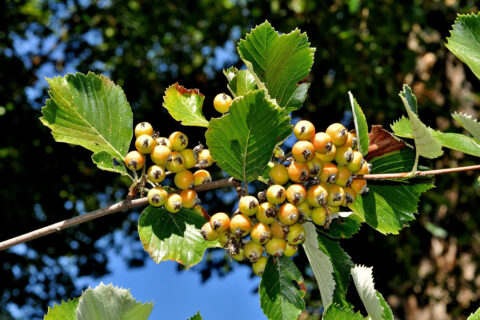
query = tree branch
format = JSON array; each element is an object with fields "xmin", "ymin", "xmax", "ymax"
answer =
[
  {"xmin": 353, "ymin": 164, "xmax": 480, "ymax": 180},
  {"xmin": 0, "ymin": 177, "xmax": 235, "ymax": 251}
]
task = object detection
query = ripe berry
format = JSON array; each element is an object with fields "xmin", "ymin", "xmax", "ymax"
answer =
[
  {"xmin": 356, "ymin": 161, "xmax": 371, "ymax": 175},
  {"xmin": 239, "ymin": 196, "xmax": 259, "ymax": 216},
  {"xmin": 252, "ymin": 256, "xmax": 268, "ymax": 276},
  {"xmin": 231, "ymin": 248, "xmax": 245, "ymax": 261},
  {"xmin": 311, "ymin": 207, "xmax": 328, "ymax": 226},
  {"xmin": 135, "ymin": 134, "xmax": 155, "ymax": 154},
  {"xmin": 343, "ymin": 187, "xmax": 356, "ymax": 206},
  {"xmin": 147, "ymin": 187, "xmax": 168, "ymax": 207},
  {"xmin": 292, "ymin": 141, "xmax": 315, "ymax": 162},
  {"xmin": 213, "ymin": 93, "xmax": 233, "ymax": 113},
  {"xmin": 347, "ymin": 151, "xmax": 364, "ymax": 173},
  {"xmin": 269, "ymin": 164, "xmax": 289, "ymax": 185},
  {"xmin": 266, "ymin": 185, "xmax": 286, "ymax": 205},
  {"xmin": 200, "ymin": 222, "xmax": 218, "ymax": 241},
  {"xmin": 284, "ymin": 243, "xmax": 298, "ymax": 257},
  {"xmin": 230, "ymin": 214, "xmax": 252, "ymax": 237},
  {"xmin": 169, "ymin": 131, "xmax": 188, "ymax": 151},
  {"xmin": 335, "ymin": 166, "xmax": 352, "ymax": 187},
  {"xmin": 270, "ymin": 220, "xmax": 289, "ymax": 239},
  {"xmin": 174, "ymin": 170, "xmax": 194, "ymax": 190},
  {"xmin": 150, "ymin": 145, "xmax": 171, "ymax": 166},
  {"xmin": 193, "ymin": 204, "xmax": 210, "ymax": 220},
  {"xmin": 351, "ymin": 179, "xmax": 368, "ymax": 196},
  {"xmin": 320, "ymin": 163, "xmax": 338, "ymax": 184},
  {"xmin": 296, "ymin": 202, "xmax": 312, "ymax": 221},
  {"xmin": 147, "ymin": 165, "xmax": 166, "ymax": 183},
  {"xmin": 327, "ymin": 185, "xmax": 345, "ymax": 207},
  {"xmin": 278, "ymin": 203, "xmax": 299, "ymax": 226},
  {"xmin": 328, "ymin": 205, "xmax": 340, "ymax": 214},
  {"xmin": 265, "ymin": 238, "xmax": 286, "ymax": 257},
  {"xmin": 166, "ymin": 151, "xmax": 186, "ymax": 173},
  {"xmin": 194, "ymin": 169, "xmax": 212, "ymax": 186},
  {"xmin": 180, "ymin": 149, "xmax": 196, "ymax": 169},
  {"xmin": 135, "ymin": 122, "xmax": 154, "ymax": 137},
  {"xmin": 307, "ymin": 184, "xmax": 329, "ymax": 207},
  {"xmin": 344, "ymin": 132, "xmax": 356, "ymax": 149},
  {"xmin": 155, "ymin": 137, "xmax": 171, "ymax": 148},
  {"xmin": 313, "ymin": 132, "xmax": 333, "ymax": 154},
  {"xmin": 286, "ymin": 184, "xmax": 307, "ymax": 205},
  {"xmin": 165, "ymin": 193, "xmax": 183, "ymax": 213},
  {"xmin": 125, "ymin": 151, "xmax": 145, "ymax": 171},
  {"xmin": 179, "ymin": 189, "xmax": 198, "ymax": 208},
  {"xmin": 197, "ymin": 149, "xmax": 214, "ymax": 168},
  {"xmin": 244, "ymin": 241, "xmax": 263, "ymax": 262},
  {"xmin": 251, "ymin": 223, "xmax": 272, "ymax": 244},
  {"xmin": 335, "ymin": 146, "xmax": 353, "ymax": 166},
  {"xmin": 316, "ymin": 144, "xmax": 336, "ymax": 163},
  {"xmin": 210, "ymin": 212, "xmax": 230, "ymax": 233},
  {"xmin": 293, "ymin": 120, "xmax": 315, "ymax": 141},
  {"xmin": 257, "ymin": 203, "xmax": 277, "ymax": 224},
  {"xmin": 326, "ymin": 123, "xmax": 348, "ymax": 147},
  {"xmin": 287, "ymin": 223, "xmax": 305, "ymax": 245},
  {"xmin": 307, "ymin": 158, "xmax": 323, "ymax": 176},
  {"xmin": 288, "ymin": 161, "xmax": 310, "ymax": 183}
]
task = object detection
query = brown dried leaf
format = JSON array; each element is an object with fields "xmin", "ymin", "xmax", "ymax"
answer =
[{"xmin": 366, "ymin": 125, "xmax": 407, "ymax": 160}]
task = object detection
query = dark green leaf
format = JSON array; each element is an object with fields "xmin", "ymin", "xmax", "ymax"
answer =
[
  {"xmin": 320, "ymin": 214, "xmax": 362, "ymax": 239},
  {"xmin": 44, "ymin": 299, "xmax": 79, "ymax": 320},
  {"xmin": 223, "ymin": 67, "xmax": 257, "ymax": 97},
  {"xmin": 323, "ymin": 304, "xmax": 364, "ymax": 320},
  {"xmin": 162, "ymin": 83, "xmax": 209, "ymax": 127},
  {"xmin": 348, "ymin": 92, "xmax": 369, "ymax": 156},
  {"xmin": 187, "ymin": 311, "xmax": 203, "ymax": 320},
  {"xmin": 205, "ymin": 90, "xmax": 291, "ymax": 183}
]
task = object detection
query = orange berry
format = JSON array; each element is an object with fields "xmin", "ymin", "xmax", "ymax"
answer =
[
  {"xmin": 286, "ymin": 184, "xmax": 307, "ymax": 205},
  {"xmin": 169, "ymin": 131, "xmax": 188, "ymax": 151},
  {"xmin": 150, "ymin": 145, "xmax": 171, "ymax": 166},
  {"xmin": 230, "ymin": 214, "xmax": 252, "ymax": 237},
  {"xmin": 174, "ymin": 170, "xmax": 194, "ymax": 190},
  {"xmin": 278, "ymin": 203, "xmax": 299, "ymax": 226},
  {"xmin": 194, "ymin": 169, "xmax": 212, "ymax": 186},
  {"xmin": 320, "ymin": 163, "xmax": 338, "ymax": 184},
  {"xmin": 307, "ymin": 184, "xmax": 329, "ymax": 207},
  {"xmin": 313, "ymin": 132, "xmax": 333, "ymax": 154},
  {"xmin": 293, "ymin": 120, "xmax": 315, "ymax": 141},
  {"xmin": 210, "ymin": 212, "xmax": 230, "ymax": 233},
  {"xmin": 125, "ymin": 151, "xmax": 145, "ymax": 171},
  {"xmin": 292, "ymin": 141, "xmax": 315, "ymax": 162},
  {"xmin": 269, "ymin": 164, "xmax": 289, "ymax": 185},
  {"xmin": 288, "ymin": 161, "xmax": 310, "ymax": 183},
  {"xmin": 326, "ymin": 123, "xmax": 348, "ymax": 147},
  {"xmin": 179, "ymin": 189, "xmax": 198, "ymax": 208},
  {"xmin": 251, "ymin": 223, "xmax": 272, "ymax": 244}
]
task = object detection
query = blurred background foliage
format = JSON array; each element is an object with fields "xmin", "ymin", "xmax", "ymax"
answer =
[{"xmin": 1, "ymin": 0, "xmax": 480, "ymax": 318}]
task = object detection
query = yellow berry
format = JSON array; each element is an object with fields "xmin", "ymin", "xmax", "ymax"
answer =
[
  {"xmin": 269, "ymin": 164, "xmax": 289, "ymax": 185},
  {"xmin": 356, "ymin": 161, "xmax": 371, "ymax": 175},
  {"xmin": 135, "ymin": 122, "xmax": 154, "ymax": 137},
  {"xmin": 266, "ymin": 185, "xmax": 286, "ymax": 205},
  {"xmin": 200, "ymin": 222, "xmax": 218, "ymax": 241},
  {"xmin": 292, "ymin": 141, "xmax": 315, "ymax": 163},
  {"xmin": 316, "ymin": 144, "xmax": 336, "ymax": 163},
  {"xmin": 169, "ymin": 131, "xmax": 188, "ymax": 151},
  {"xmin": 231, "ymin": 247, "xmax": 245, "ymax": 261},
  {"xmin": 270, "ymin": 220, "xmax": 289, "ymax": 239},
  {"xmin": 179, "ymin": 189, "xmax": 198, "ymax": 208},
  {"xmin": 174, "ymin": 170, "xmax": 194, "ymax": 190},
  {"xmin": 150, "ymin": 145, "xmax": 171, "ymax": 166},
  {"xmin": 135, "ymin": 134, "xmax": 155, "ymax": 154},
  {"xmin": 125, "ymin": 151, "xmax": 145, "ymax": 171},
  {"xmin": 296, "ymin": 202, "xmax": 312, "ymax": 221},
  {"xmin": 251, "ymin": 223, "xmax": 272, "ymax": 244},
  {"xmin": 307, "ymin": 158, "xmax": 323, "ymax": 177},
  {"xmin": 230, "ymin": 214, "xmax": 252, "ymax": 237},
  {"xmin": 155, "ymin": 137, "xmax": 171, "ymax": 148},
  {"xmin": 311, "ymin": 207, "xmax": 328, "ymax": 226},
  {"xmin": 265, "ymin": 238, "xmax": 286, "ymax": 257},
  {"xmin": 286, "ymin": 223, "xmax": 305, "ymax": 245},
  {"xmin": 210, "ymin": 212, "xmax": 230, "ymax": 233},
  {"xmin": 239, "ymin": 196, "xmax": 259, "ymax": 216},
  {"xmin": 320, "ymin": 163, "xmax": 338, "ymax": 184},
  {"xmin": 335, "ymin": 166, "xmax": 352, "ymax": 187},
  {"xmin": 252, "ymin": 256, "xmax": 268, "ymax": 276},
  {"xmin": 197, "ymin": 149, "xmax": 214, "ymax": 168},
  {"xmin": 313, "ymin": 132, "xmax": 333, "ymax": 154},
  {"xmin": 347, "ymin": 151, "xmax": 364, "ymax": 173},
  {"xmin": 194, "ymin": 169, "xmax": 212, "ymax": 186},
  {"xmin": 147, "ymin": 187, "xmax": 168, "ymax": 207},
  {"xmin": 257, "ymin": 202, "xmax": 277, "ymax": 224},
  {"xmin": 335, "ymin": 146, "xmax": 353, "ymax": 166},
  {"xmin": 147, "ymin": 165, "xmax": 166, "ymax": 183},
  {"xmin": 328, "ymin": 185, "xmax": 345, "ymax": 207},
  {"xmin": 284, "ymin": 243, "xmax": 298, "ymax": 257},
  {"xmin": 344, "ymin": 187, "xmax": 356, "ymax": 206},
  {"xmin": 181, "ymin": 149, "xmax": 196, "ymax": 169},
  {"xmin": 326, "ymin": 123, "xmax": 348, "ymax": 147},
  {"xmin": 166, "ymin": 151, "xmax": 186, "ymax": 173},
  {"xmin": 278, "ymin": 203, "xmax": 299, "ymax": 226},
  {"xmin": 244, "ymin": 241, "xmax": 263, "ymax": 262},
  {"xmin": 293, "ymin": 120, "xmax": 315, "ymax": 141},
  {"xmin": 165, "ymin": 193, "xmax": 183, "ymax": 213},
  {"xmin": 213, "ymin": 93, "xmax": 233, "ymax": 113},
  {"xmin": 288, "ymin": 161, "xmax": 310, "ymax": 183},
  {"xmin": 286, "ymin": 184, "xmax": 307, "ymax": 205},
  {"xmin": 193, "ymin": 204, "xmax": 210, "ymax": 220},
  {"xmin": 307, "ymin": 184, "xmax": 329, "ymax": 207}
]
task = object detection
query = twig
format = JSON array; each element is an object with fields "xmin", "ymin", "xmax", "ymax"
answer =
[
  {"xmin": 0, "ymin": 178, "xmax": 235, "ymax": 251},
  {"xmin": 353, "ymin": 164, "xmax": 480, "ymax": 180}
]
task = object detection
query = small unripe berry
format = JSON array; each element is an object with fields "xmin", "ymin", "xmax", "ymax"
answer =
[
  {"xmin": 287, "ymin": 223, "xmax": 305, "ymax": 245},
  {"xmin": 210, "ymin": 212, "xmax": 230, "ymax": 233},
  {"xmin": 313, "ymin": 132, "xmax": 333, "ymax": 154},
  {"xmin": 278, "ymin": 203, "xmax": 299, "ymax": 226},
  {"xmin": 269, "ymin": 164, "xmax": 289, "ymax": 185},
  {"xmin": 311, "ymin": 207, "xmax": 328, "ymax": 226},
  {"xmin": 284, "ymin": 243, "xmax": 298, "ymax": 257},
  {"xmin": 328, "ymin": 185, "xmax": 346, "ymax": 207},
  {"xmin": 294, "ymin": 120, "xmax": 315, "ymax": 141},
  {"xmin": 257, "ymin": 203, "xmax": 277, "ymax": 224},
  {"xmin": 174, "ymin": 170, "xmax": 194, "ymax": 190},
  {"xmin": 147, "ymin": 165, "xmax": 166, "ymax": 183},
  {"xmin": 244, "ymin": 241, "xmax": 263, "ymax": 262},
  {"xmin": 296, "ymin": 202, "xmax": 312, "ymax": 221},
  {"xmin": 270, "ymin": 220, "xmax": 289, "ymax": 239},
  {"xmin": 201, "ymin": 222, "xmax": 218, "ymax": 241},
  {"xmin": 193, "ymin": 204, "xmax": 210, "ymax": 220},
  {"xmin": 194, "ymin": 169, "xmax": 212, "ymax": 186},
  {"xmin": 197, "ymin": 149, "xmax": 214, "ymax": 168},
  {"xmin": 320, "ymin": 163, "xmax": 338, "ymax": 184},
  {"xmin": 343, "ymin": 187, "xmax": 356, "ymax": 206},
  {"xmin": 266, "ymin": 185, "xmax": 286, "ymax": 205},
  {"xmin": 230, "ymin": 214, "xmax": 252, "ymax": 237},
  {"xmin": 125, "ymin": 151, "xmax": 145, "ymax": 171},
  {"xmin": 165, "ymin": 193, "xmax": 183, "ymax": 213},
  {"xmin": 147, "ymin": 187, "xmax": 168, "ymax": 207},
  {"xmin": 265, "ymin": 238, "xmax": 286, "ymax": 257},
  {"xmin": 307, "ymin": 158, "xmax": 323, "ymax": 177},
  {"xmin": 307, "ymin": 184, "xmax": 329, "ymax": 207},
  {"xmin": 252, "ymin": 256, "xmax": 268, "ymax": 276},
  {"xmin": 286, "ymin": 184, "xmax": 307, "ymax": 205},
  {"xmin": 328, "ymin": 205, "xmax": 340, "ymax": 214},
  {"xmin": 155, "ymin": 137, "xmax": 171, "ymax": 148},
  {"xmin": 166, "ymin": 151, "xmax": 186, "ymax": 173},
  {"xmin": 135, "ymin": 122, "xmax": 154, "ymax": 137},
  {"xmin": 213, "ymin": 93, "xmax": 233, "ymax": 113},
  {"xmin": 288, "ymin": 161, "xmax": 310, "ymax": 183},
  {"xmin": 169, "ymin": 131, "xmax": 188, "ymax": 151},
  {"xmin": 326, "ymin": 123, "xmax": 348, "ymax": 147},
  {"xmin": 351, "ymin": 179, "xmax": 368, "ymax": 196},
  {"xmin": 292, "ymin": 141, "xmax": 315, "ymax": 163},
  {"xmin": 335, "ymin": 166, "xmax": 352, "ymax": 187},
  {"xmin": 135, "ymin": 134, "xmax": 155, "ymax": 154},
  {"xmin": 231, "ymin": 247, "xmax": 245, "ymax": 261},
  {"xmin": 180, "ymin": 149, "xmax": 196, "ymax": 169},
  {"xmin": 335, "ymin": 146, "xmax": 353, "ymax": 166},
  {"xmin": 251, "ymin": 223, "xmax": 272, "ymax": 244},
  {"xmin": 347, "ymin": 151, "xmax": 364, "ymax": 173},
  {"xmin": 239, "ymin": 196, "xmax": 259, "ymax": 216},
  {"xmin": 150, "ymin": 145, "xmax": 171, "ymax": 166},
  {"xmin": 179, "ymin": 189, "xmax": 198, "ymax": 208},
  {"xmin": 315, "ymin": 144, "xmax": 336, "ymax": 163}
]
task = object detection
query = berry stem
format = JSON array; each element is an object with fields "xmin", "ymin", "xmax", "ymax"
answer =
[
  {"xmin": 278, "ymin": 151, "xmax": 292, "ymax": 164},
  {"xmin": 0, "ymin": 177, "xmax": 236, "ymax": 251},
  {"xmin": 353, "ymin": 164, "xmax": 480, "ymax": 180}
]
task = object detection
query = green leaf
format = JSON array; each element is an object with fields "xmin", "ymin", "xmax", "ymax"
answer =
[
  {"xmin": 467, "ymin": 307, "xmax": 480, "ymax": 320},
  {"xmin": 452, "ymin": 111, "xmax": 480, "ymax": 141},
  {"xmin": 399, "ymin": 85, "xmax": 443, "ymax": 160},
  {"xmin": 259, "ymin": 255, "xmax": 306, "ymax": 320},
  {"xmin": 285, "ymin": 83, "xmax": 310, "ymax": 114},
  {"xmin": 350, "ymin": 149, "xmax": 434, "ymax": 234},
  {"xmin": 237, "ymin": 21, "xmax": 315, "ymax": 111},
  {"xmin": 320, "ymin": 214, "xmax": 362, "ymax": 239},
  {"xmin": 138, "ymin": 206, "xmax": 218, "ymax": 269},
  {"xmin": 323, "ymin": 304, "xmax": 364, "ymax": 320},
  {"xmin": 205, "ymin": 90, "xmax": 291, "ymax": 184},
  {"xmin": 446, "ymin": 13, "xmax": 480, "ymax": 80},
  {"xmin": 40, "ymin": 72, "xmax": 133, "ymax": 176},
  {"xmin": 302, "ymin": 222, "xmax": 335, "ymax": 309},
  {"xmin": 391, "ymin": 116, "xmax": 480, "ymax": 157},
  {"xmin": 317, "ymin": 233, "xmax": 354, "ymax": 307},
  {"xmin": 162, "ymin": 83, "xmax": 209, "ymax": 127},
  {"xmin": 223, "ymin": 67, "xmax": 257, "ymax": 97},
  {"xmin": 187, "ymin": 311, "xmax": 203, "ymax": 320},
  {"xmin": 44, "ymin": 299, "xmax": 79, "ymax": 320},
  {"xmin": 348, "ymin": 92, "xmax": 369, "ymax": 156},
  {"xmin": 76, "ymin": 283, "xmax": 153, "ymax": 320},
  {"xmin": 351, "ymin": 265, "xmax": 387, "ymax": 320},
  {"xmin": 377, "ymin": 291, "xmax": 394, "ymax": 320}
]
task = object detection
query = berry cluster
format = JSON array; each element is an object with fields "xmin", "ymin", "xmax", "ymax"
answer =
[
  {"xmin": 201, "ymin": 121, "xmax": 370, "ymax": 277},
  {"xmin": 124, "ymin": 122, "xmax": 214, "ymax": 214}
]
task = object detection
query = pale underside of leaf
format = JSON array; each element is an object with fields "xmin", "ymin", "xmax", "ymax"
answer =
[
  {"xmin": 452, "ymin": 111, "xmax": 480, "ymax": 142},
  {"xmin": 351, "ymin": 265, "xmax": 385, "ymax": 320}
]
